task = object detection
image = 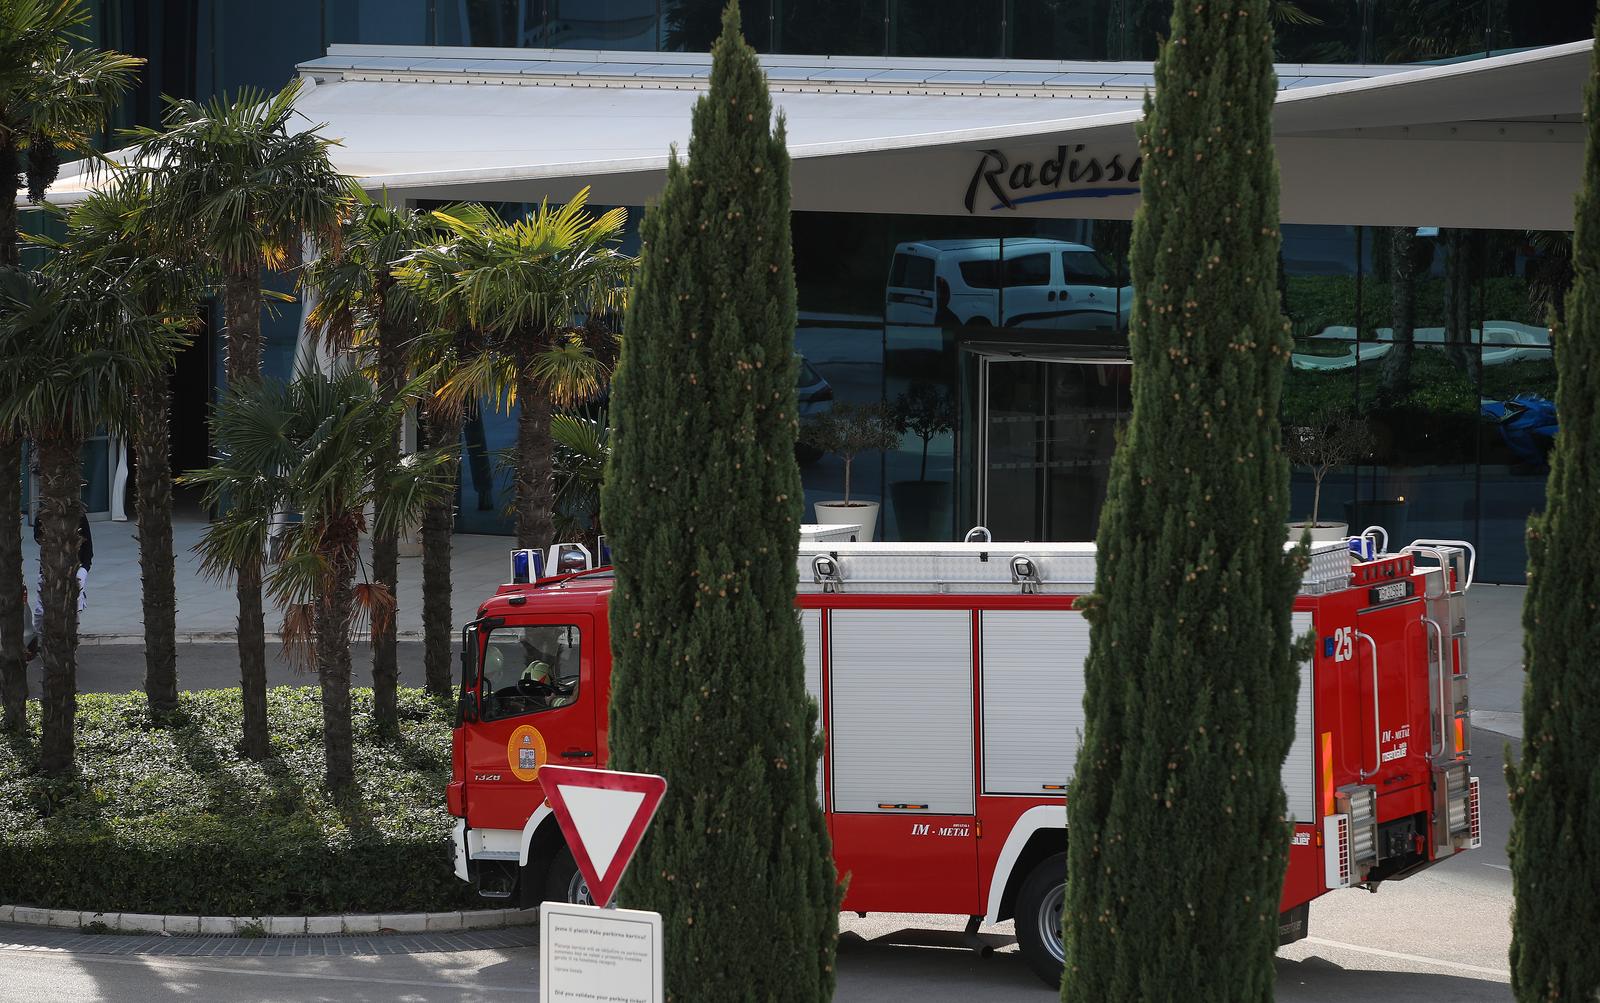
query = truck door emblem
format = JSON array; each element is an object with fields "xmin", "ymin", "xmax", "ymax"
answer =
[{"xmin": 506, "ymin": 725, "xmax": 548, "ymax": 782}]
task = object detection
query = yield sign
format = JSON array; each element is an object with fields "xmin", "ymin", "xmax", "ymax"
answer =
[{"xmin": 540, "ymin": 765, "xmax": 667, "ymax": 909}]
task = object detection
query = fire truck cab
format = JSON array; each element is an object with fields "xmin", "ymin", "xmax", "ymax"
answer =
[{"xmin": 448, "ymin": 529, "xmax": 1480, "ymax": 985}]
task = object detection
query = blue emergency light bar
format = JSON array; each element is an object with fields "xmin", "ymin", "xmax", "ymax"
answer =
[{"xmin": 510, "ymin": 548, "xmax": 546, "ymax": 585}]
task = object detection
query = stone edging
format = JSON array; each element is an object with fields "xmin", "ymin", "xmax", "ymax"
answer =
[{"xmin": 0, "ymin": 903, "xmax": 536, "ymax": 937}]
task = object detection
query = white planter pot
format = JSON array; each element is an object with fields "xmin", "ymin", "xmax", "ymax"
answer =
[
  {"xmin": 1287, "ymin": 521, "xmax": 1349, "ymax": 543},
  {"xmin": 397, "ymin": 530, "xmax": 423, "ymax": 558},
  {"xmin": 814, "ymin": 501, "xmax": 878, "ymax": 542}
]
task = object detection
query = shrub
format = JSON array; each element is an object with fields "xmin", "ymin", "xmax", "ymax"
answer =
[{"xmin": 0, "ymin": 686, "xmax": 477, "ymax": 916}]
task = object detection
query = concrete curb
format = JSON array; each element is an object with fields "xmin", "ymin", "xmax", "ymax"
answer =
[
  {"xmin": 0, "ymin": 904, "xmax": 537, "ymax": 936},
  {"xmin": 1471, "ymin": 710, "xmax": 1524, "ymax": 742}
]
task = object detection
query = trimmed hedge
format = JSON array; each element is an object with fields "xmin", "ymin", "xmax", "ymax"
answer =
[{"xmin": 0, "ymin": 686, "xmax": 478, "ymax": 916}]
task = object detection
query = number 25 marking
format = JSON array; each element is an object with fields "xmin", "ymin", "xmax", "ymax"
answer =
[{"xmin": 1333, "ymin": 627, "xmax": 1354, "ymax": 662}]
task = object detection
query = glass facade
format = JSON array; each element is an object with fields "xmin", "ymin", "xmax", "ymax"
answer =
[
  {"xmin": 81, "ymin": 0, "xmax": 1584, "ymax": 578},
  {"xmin": 93, "ymin": 0, "xmax": 1596, "ymax": 109},
  {"xmin": 788, "ymin": 213, "xmax": 1563, "ymax": 583}
]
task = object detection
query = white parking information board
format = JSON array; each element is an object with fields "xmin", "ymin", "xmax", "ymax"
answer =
[{"xmin": 540, "ymin": 901, "xmax": 663, "ymax": 1003}]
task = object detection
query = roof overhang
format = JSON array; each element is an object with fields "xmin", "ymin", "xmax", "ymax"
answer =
[{"xmin": 38, "ymin": 39, "xmax": 1592, "ymax": 230}]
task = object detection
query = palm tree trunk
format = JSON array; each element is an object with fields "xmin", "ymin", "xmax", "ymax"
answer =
[
  {"xmin": 318, "ymin": 528, "xmax": 358, "ymax": 790},
  {"xmin": 0, "ymin": 145, "xmax": 19, "ymax": 268},
  {"xmin": 514, "ymin": 361, "xmax": 554, "ymax": 551},
  {"xmin": 369, "ymin": 307, "xmax": 404, "ymax": 736},
  {"xmin": 1379, "ymin": 226, "xmax": 1418, "ymax": 401},
  {"xmin": 36, "ymin": 430, "xmax": 84, "ymax": 777},
  {"xmin": 1442, "ymin": 228, "xmax": 1482, "ymax": 387},
  {"xmin": 421, "ymin": 400, "xmax": 464, "ymax": 700},
  {"xmin": 224, "ymin": 265, "xmax": 270, "ymax": 760},
  {"xmin": 135, "ymin": 377, "xmax": 179, "ymax": 716},
  {"xmin": 0, "ymin": 431, "xmax": 26, "ymax": 734},
  {"xmin": 1, "ymin": 156, "xmax": 28, "ymax": 734}
]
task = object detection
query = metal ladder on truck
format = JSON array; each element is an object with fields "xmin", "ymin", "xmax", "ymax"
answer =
[{"xmin": 1403, "ymin": 539, "xmax": 1482, "ymax": 855}]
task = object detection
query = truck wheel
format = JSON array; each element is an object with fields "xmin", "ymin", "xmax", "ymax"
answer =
[
  {"xmin": 1015, "ymin": 852, "xmax": 1066, "ymax": 988},
  {"xmin": 543, "ymin": 846, "xmax": 594, "ymax": 906}
]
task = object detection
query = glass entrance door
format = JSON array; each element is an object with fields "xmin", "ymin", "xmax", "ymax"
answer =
[{"xmin": 978, "ymin": 356, "xmax": 1131, "ymax": 541}]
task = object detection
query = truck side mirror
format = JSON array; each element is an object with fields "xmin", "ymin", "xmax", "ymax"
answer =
[{"xmin": 457, "ymin": 625, "xmax": 481, "ymax": 726}]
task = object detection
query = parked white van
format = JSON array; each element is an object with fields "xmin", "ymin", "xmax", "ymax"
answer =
[{"xmin": 886, "ymin": 237, "xmax": 1132, "ymax": 331}]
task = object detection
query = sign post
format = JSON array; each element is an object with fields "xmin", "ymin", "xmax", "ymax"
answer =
[{"xmin": 537, "ymin": 766, "xmax": 667, "ymax": 1003}]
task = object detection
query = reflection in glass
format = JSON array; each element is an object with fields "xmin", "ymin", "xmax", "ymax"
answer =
[
  {"xmin": 456, "ymin": 402, "xmax": 517, "ymax": 534},
  {"xmin": 661, "ymin": 0, "xmax": 772, "ymax": 51},
  {"xmin": 795, "ymin": 324, "xmax": 885, "ymax": 533},
  {"xmin": 779, "ymin": 0, "xmax": 884, "ymax": 56},
  {"xmin": 1282, "ymin": 337, "xmax": 1358, "ymax": 536},
  {"xmin": 81, "ymin": 436, "xmax": 111, "ymax": 515},
  {"xmin": 1362, "ymin": 343, "xmax": 1478, "ymax": 548},
  {"xmin": 885, "ymin": 238, "xmax": 1000, "ymax": 328},
  {"xmin": 998, "ymin": 235, "xmax": 1129, "ymax": 334},
  {"xmin": 1503, "ymin": 2, "xmax": 1593, "ymax": 53},
  {"xmin": 548, "ymin": 0, "xmax": 658, "ymax": 50},
  {"xmin": 1371, "ymin": 1, "xmax": 1491, "ymax": 62},
  {"xmin": 1009, "ymin": 0, "xmax": 1109, "ymax": 60},
  {"xmin": 979, "ymin": 357, "xmax": 1129, "ymax": 542},
  {"xmin": 436, "ymin": 0, "xmax": 543, "ymax": 47},
  {"xmin": 885, "ymin": 330, "xmax": 958, "ymax": 541},
  {"xmin": 1103, "ymin": 0, "xmax": 1167, "ymax": 60},
  {"xmin": 889, "ymin": 0, "xmax": 1002, "ymax": 57},
  {"xmin": 325, "ymin": 0, "xmax": 431, "ymax": 46},
  {"xmin": 208, "ymin": 0, "xmax": 324, "ymax": 94}
]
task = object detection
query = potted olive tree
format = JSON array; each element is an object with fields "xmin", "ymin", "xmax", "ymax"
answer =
[
  {"xmin": 889, "ymin": 382, "xmax": 956, "ymax": 541},
  {"xmin": 800, "ymin": 402, "xmax": 898, "ymax": 541},
  {"xmin": 1285, "ymin": 406, "xmax": 1375, "ymax": 542}
]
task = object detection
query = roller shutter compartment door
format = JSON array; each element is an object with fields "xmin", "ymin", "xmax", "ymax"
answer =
[
  {"xmin": 829, "ymin": 609, "xmax": 974, "ymax": 816},
  {"xmin": 981, "ymin": 609, "xmax": 1089, "ymax": 796}
]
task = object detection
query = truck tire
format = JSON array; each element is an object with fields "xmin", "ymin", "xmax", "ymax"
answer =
[
  {"xmin": 542, "ymin": 846, "xmax": 594, "ymax": 906},
  {"xmin": 1014, "ymin": 852, "xmax": 1066, "ymax": 988}
]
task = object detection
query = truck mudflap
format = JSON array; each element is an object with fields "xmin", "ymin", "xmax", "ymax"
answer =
[
  {"xmin": 1277, "ymin": 902, "xmax": 1310, "ymax": 946},
  {"xmin": 452, "ymin": 819, "xmax": 469, "ymax": 881}
]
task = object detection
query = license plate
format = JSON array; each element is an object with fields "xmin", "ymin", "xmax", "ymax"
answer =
[{"xmin": 1369, "ymin": 581, "xmax": 1412, "ymax": 604}]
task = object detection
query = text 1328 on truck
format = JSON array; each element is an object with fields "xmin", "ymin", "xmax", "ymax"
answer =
[{"xmin": 447, "ymin": 527, "xmax": 1479, "ymax": 986}]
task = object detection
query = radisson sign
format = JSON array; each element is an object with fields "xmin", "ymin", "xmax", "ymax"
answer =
[{"xmin": 964, "ymin": 146, "xmax": 1143, "ymax": 213}]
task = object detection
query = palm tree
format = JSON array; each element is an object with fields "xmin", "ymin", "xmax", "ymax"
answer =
[
  {"xmin": 551, "ymin": 409, "xmax": 610, "ymax": 542},
  {"xmin": 0, "ymin": 258, "xmax": 180, "ymax": 776},
  {"xmin": 185, "ymin": 365, "xmax": 453, "ymax": 788},
  {"xmin": 0, "ymin": 0, "xmax": 140, "ymax": 735},
  {"xmin": 305, "ymin": 186, "xmax": 487, "ymax": 727},
  {"xmin": 403, "ymin": 320, "xmax": 478, "ymax": 700},
  {"xmin": 125, "ymin": 80, "xmax": 344, "ymax": 759},
  {"xmin": 39, "ymin": 176, "xmax": 201, "ymax": 718},
  {"xmin": 394, "ymin": 189, "xmax": 634, "ymax": 552}
]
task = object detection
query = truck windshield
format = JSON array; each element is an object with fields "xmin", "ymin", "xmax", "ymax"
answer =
[{"xmin": 480, "ymin": 624, "xmax": 581, "ymax": 721}]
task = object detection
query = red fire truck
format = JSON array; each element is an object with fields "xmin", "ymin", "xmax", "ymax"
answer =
[{"xmin": 447, "ymin": 529, "xmax": 1481, "ymax": 984}]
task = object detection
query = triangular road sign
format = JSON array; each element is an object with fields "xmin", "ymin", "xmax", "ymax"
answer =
[{"xmin": 540, "ymin": 765, "xmax": 667, "ymax": 909}]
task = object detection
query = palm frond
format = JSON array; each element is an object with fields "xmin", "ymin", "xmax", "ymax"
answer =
[
  {"xmin": 122, "ymin": 79, "xmax": 345, "ymax": 275},
  {"xmin": 352, "ymin": 582, "xmax": 397, "ymax": 642},
  {"xmin": 280, "ymin": 602, "xmax": 318, "ymax": 673}
]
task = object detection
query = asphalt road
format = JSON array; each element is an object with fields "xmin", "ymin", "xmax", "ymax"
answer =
[{"xmin": 1, "ymin": 727, "xmax": 1517, "ymax": 1002}]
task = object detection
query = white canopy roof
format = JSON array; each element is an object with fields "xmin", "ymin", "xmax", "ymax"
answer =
[{"xmin": 43, "ymin": 39, "xmax": 1591, "ymax": 229}]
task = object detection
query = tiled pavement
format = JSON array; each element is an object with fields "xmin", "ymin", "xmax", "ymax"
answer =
[
  {"xmin": 0, "ymin": 923, "xmax": 537, "ymax": 957},
  {"xmin": 18, "ymin": 516, "xmax": 516, "ymax": 644}
]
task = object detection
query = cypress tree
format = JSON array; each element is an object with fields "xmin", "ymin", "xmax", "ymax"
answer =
[
  {"xmin": 1507, "ymin": 21, "xmax": 1600, "ymax": 1002},
  {"xmin": 601, "ymin": 5, "xmax": 839, "ymax": 999},
  {"xmin": 1062, "ymin": 0, "xmax": 1304, "ymax": 998}
]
